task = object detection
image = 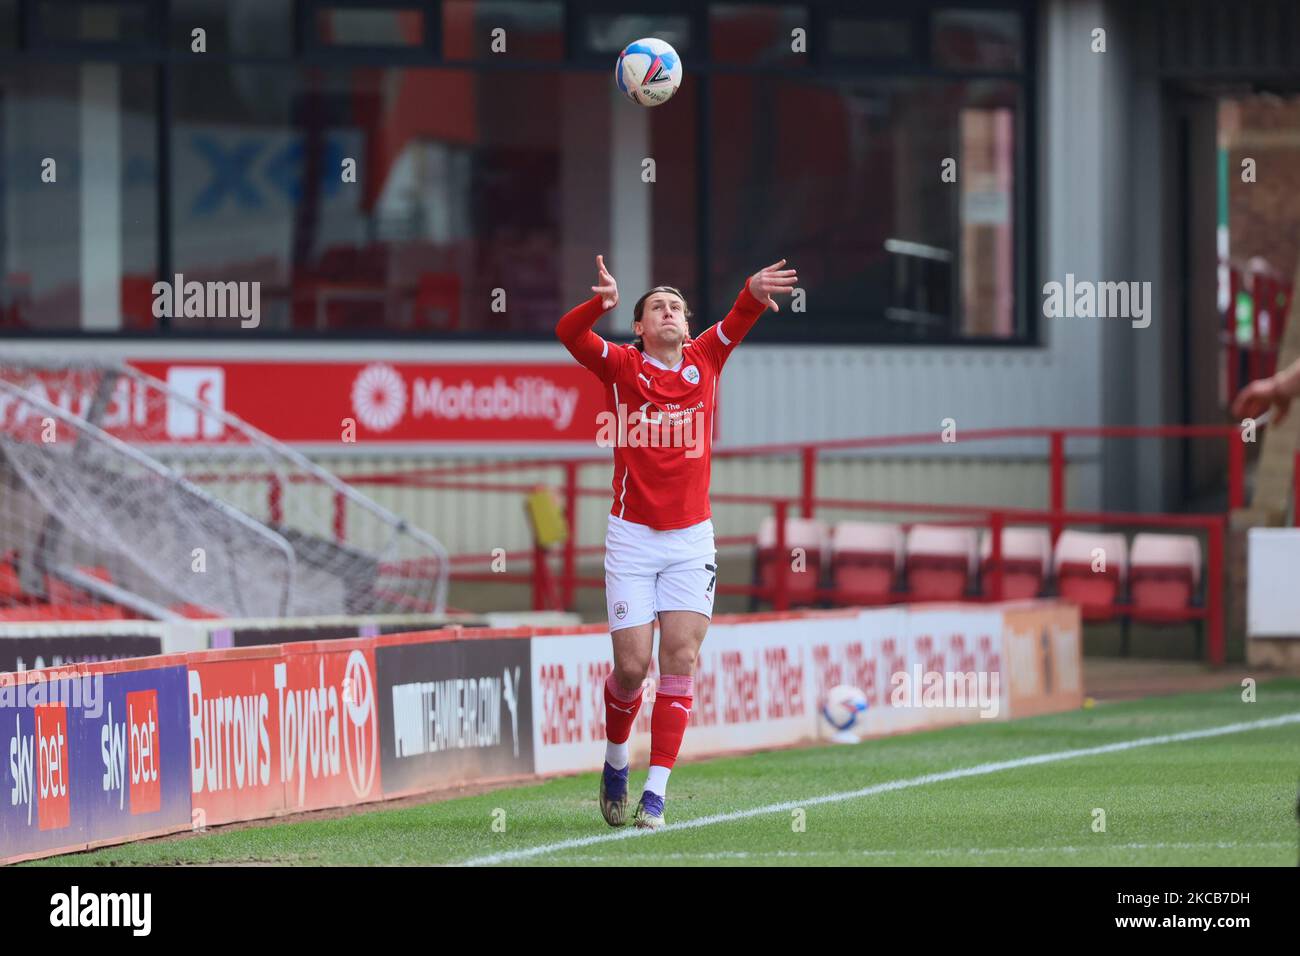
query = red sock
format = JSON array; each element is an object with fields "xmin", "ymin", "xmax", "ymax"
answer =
[
  {"xmin": 604, "ymin": 673, "xmax": 644, "ymax": 745},
  {"xmin": 650, "ymin": 674, "xmax": 694, "ymax": 769}
]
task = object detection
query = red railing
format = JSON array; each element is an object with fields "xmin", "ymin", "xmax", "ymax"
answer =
[{"xmin": 340, "ymin": 425, "xmax": 1249, "ymax": 666}]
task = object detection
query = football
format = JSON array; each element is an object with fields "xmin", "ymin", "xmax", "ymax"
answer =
[
  {"xmin": 615, "ymin": 37, "xmax": 683, "ymax": 107},
  {"xmin": 821, "ymin": 684, "xmax": 869, "ymax": 743}
]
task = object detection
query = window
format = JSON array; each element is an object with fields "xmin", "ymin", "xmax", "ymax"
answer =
[
  {"xmin": 710, "ymin": 3, "xmax": 808, "ymax": 66},
  {"xmin": 933, "ymin": 8, "xmax": 1022, "ymax": 71},
  {"xmin": 579, "ymin": 11, "xmax": 694, "ymax": 58},
  {"xmin": 826, "ymin": 15, "xmax": 916, "ymax": 61},
  {"xmin": 710, "ymin": 75, "xmax": 1022, "ymax": 342},
  {"xmin": 165, "ymin": 62, "xmax": 696, "ymax": 336},
  {"xmin": 0, "ymin": 0, "xmax": 17, "ymax": 51},
  {"xmin": 442, "ymin": 0, "xmax": 563, "ymax": 61},
  {"xmin": 311, "ymin": 5, "xmax": 427, "ymax": 49},
  {"xmin": 0, "ymin": 62, "xmax": 159, "ymax": 332},
  {"xmin": 0, "ymin": 0, "xmax": 1031, "ymax": 342},
  {"xmin": 30, "ymin": 0, "xmax": 156, "ymax": 47},
  {"xmin": 170, "ymin": 0, "xmax": 293, "ymax": 57}
]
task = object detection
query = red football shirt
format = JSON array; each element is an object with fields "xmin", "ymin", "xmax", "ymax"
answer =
[{"xmin": 557, "ymin": 284, "xmax": 767, "ymax": 530}]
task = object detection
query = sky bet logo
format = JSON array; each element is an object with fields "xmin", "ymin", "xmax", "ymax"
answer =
[
  {"xmin": 101, "ymin": 691, "xmax": 162, "ymax": 815},
  {"xmin": 8, "ymin": 704, "xmax": 71, "ymax": 830}
]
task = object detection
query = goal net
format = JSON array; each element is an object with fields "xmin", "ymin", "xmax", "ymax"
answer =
[{"xmin": 0, "ymin": 359, "xmax": 448, "ymax": 620}]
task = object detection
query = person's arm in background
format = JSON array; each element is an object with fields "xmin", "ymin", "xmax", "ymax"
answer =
[
  {"xmin": 691, "ymin": 259, "xmax": 798, "ymax": 371},
  {"xmin": 556, "ymin": 254, "xmax": 625, "ymax": 383},
  {"xmin": 1232, "ymin": 356, "xmax": 1300, "ymax": 423}
]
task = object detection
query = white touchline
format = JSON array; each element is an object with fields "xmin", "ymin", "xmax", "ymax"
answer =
[
  {"xmin": 459, "ymin": 712, "xmax": 1300, "ymax": 867},
  {"xmin": 549, "ymin": 841, "xmax": 1293, "ymax": 862}
]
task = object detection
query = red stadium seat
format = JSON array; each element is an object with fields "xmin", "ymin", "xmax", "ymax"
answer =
[
  {"xmin": 829, "ymin": 521, "xmax": 902, "ymax": 604},
  {"xmin": 1129, "ymin": 533, "xmax": 1201, "ymax": 615},
  {"xmin": 979, "ymin": 526, "xmax": 1051, "ymax": 599},
  {"xmin": 0, "ymin": 552, "xmax": 22, "ymax": 603},
  {"xmin": 170, "ymin": 602, "xmax": 224, "ymax": 619},
  {"xmin": 905, "ymin": 525, "xmax": 978, "ymax": 600},
  {"xmin": 1053, "ymin": 530, "xmax": 1128, "ymax": 620},
  {"xmin": 1127, "ymin": 533, "xmax": 1204, "ymax": 656},
  {"xmin": 414, "ymin": 272, "xmax": 462, "ymax": 330},
  {"xmin": 46, "ymin": 566, "xmax": 114, "ymax": 605},
  {"xmin": 0, "ymin": 604, "xmax": 127, "ymax": 622},
  {"xmin": 755, "ymin": 516, "xmax": 829, "ymax": 607},
  {"xmin": 120, "ymin": 275, "xmax": 158, "ymax": 331}
]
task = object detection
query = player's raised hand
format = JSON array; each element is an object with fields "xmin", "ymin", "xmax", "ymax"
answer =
[
  {"xmin": 592, "ymin": 254, "xmax": 619, "ymax": 311},
  {"xmin": 1232, "ymin": 375, "xmax": 1292, "ymax": 424},
  {"xmin": 747, "ymin": 259, "xmax": 798, "ymax": 312}
]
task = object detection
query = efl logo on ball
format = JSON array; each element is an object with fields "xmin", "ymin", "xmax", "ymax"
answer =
[
  {"xmin": 615, "ymin": 38, "xmax": 683, "ymax": 107},
  {"xmin": 820, "ymin": 684, "xmax": 868, "ymax": 744}
]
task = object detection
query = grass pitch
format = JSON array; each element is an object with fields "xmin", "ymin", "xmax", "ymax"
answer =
[{"xmin": 28, "ymin": 679, "xmax": 1300, "ymax": 867}]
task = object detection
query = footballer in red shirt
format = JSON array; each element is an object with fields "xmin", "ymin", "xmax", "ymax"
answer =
[{"xmin": 557, "ymin": 254, "xmax": 797, "ymax": 828}]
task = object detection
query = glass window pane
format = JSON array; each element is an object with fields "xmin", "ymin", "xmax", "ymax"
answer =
[
  {"xmin": 171, "ymin": 64, "xmax": 313, "ymax": 333},
  {"xmin": 710, "ymin": 75, "xmax": 1020, "ymax": 343},
  {"xmin": 584, "ymin": 14, "xmax": 693, "ymax": 57},
  {"xmin": 958, "ymin": 105, "xmax": 1016, "ymax": 336},
  {"xmin": 168, "ymin": 64, "xmax": 695, "ymax": 336},
  {"xmin": 443, "ymin": 0, "xmax": 563, "ymax": 61},
  {"xmin": 827, "ymin": 16, "xmax": 914, "ymax": 60},
  {"xmin": 933, "ymin": 9, "xmax": 1022, "ymax": 71},
  {"xmin": 170, "ymin": 0, "xmax": 293, "ymax": 57},
  {"xmin": 314, "ymin": 6, "xmax": 426, "ymax": 48},
  {"xmin": 0, "ymin": 62, "xmax": 159, "ymax": 332},
  {"xmin": 710, "ymin": 3, "xmax": 808, "ymax": 66},
  {"xmin": 34, "ymin": 0, "xmax": 153, "ymax": 45},
  {"xmin": 0, "ymin": 0, "xmax": 17, "ymax": 51}
]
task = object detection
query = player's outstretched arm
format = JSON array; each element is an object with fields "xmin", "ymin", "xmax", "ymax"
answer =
[
  {"xmin": 556, "ymin": 254, "xmax": 623, "ymax": 381},
  {"xmin": 1232, "ymin": 356, "xmax": 1300, "ymax": 424},
  {"xmin": 704, "ymin": 259, "xmax": 800, "ymax": 363},
  {"xmin": 746, "ymin": 259, "xmax": 799, "ymax": 314}
]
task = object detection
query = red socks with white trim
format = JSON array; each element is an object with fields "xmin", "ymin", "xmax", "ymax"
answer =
[
  {"xmin": 646, "ymin": 674, "xmax": 693, "ymax": 797},
  {"xmin": 604, "ymin": 672, "xmax": 643, "ymax": 770}
]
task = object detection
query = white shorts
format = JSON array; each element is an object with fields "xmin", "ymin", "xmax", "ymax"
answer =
[{"xmin": 604, "ymin": 514, "xmax": 717, "ymax": 631}]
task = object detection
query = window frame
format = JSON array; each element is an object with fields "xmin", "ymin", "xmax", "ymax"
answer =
[{"xmin": 0, "ymin": 0, "xmax": 1037, "ymax": 345}]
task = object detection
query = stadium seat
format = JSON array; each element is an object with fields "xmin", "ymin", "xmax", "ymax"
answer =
[
  {"xmin": 46, "ymin": 566, "xmax": 113, "ymax": 605},
  {"xmin": 755, "ymin": 516, "xmax": 829, "ymax": 608},
  {"xmin": 0, "ymin": 551, "xmax": 22, "ymax": 603},
  {"xmin": 1128, "ymin": 533, "xmax": 1204, "ymax": 654},
  {"xmin": 905, "ymin": 525, "xmax": 978, "ymax": 600},
  {"xmin": 1129, "ymin": 533, "xmax": 1202, "ymax": 613},
  {"xmin": 120, "ymin": 275, "xmax": 158, "ymax": 331},
  {"xmin": 1053, "ymin": 530, "xmax": 1128, "ymax": 620},
  {"xmin": 979, "ymin": 526, "xmax": 1052, "ymax": 599},
  {"xmin": 0, "ymin": 604, "xmax": 127, "ymax": 622},
  {"xmin": 170, "ymin": 602, "xmax": 225, "ymax": 620},
  {"xmin": 829, "ymin": 521, "xmax": 903, "ymax": 604},
  {"xmin": 414, "ymin": 272, "xmax": 462, "ymax": 330}
]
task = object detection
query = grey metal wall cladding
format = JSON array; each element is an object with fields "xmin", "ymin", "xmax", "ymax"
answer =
[{"xmin": 285, "ymin": 454, "xmax": 1093, "ymax": 557}]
